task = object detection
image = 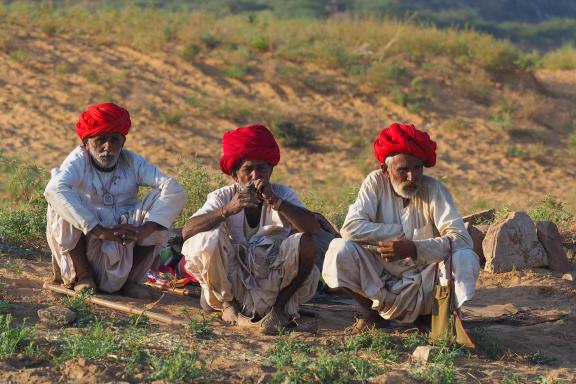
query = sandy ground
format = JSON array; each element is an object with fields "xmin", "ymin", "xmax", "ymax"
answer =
[
  {"xmin": 0, "ymin": 24, "xmax": 575, "ymax": 213},
  {"xmin": 0, "ymin": 250, "xmax": 575, "ymax": 383}
]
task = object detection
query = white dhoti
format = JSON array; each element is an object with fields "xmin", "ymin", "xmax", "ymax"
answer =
[
  {"xmin": 182, "ymin": 225, "xmax": 320, "ymax": 318},
  {"xmin": 47, "ymin": 190, "xmax": 169, "ymax": 293},
  {"xmin": 322, "ymin": 238, "xmax": 479, "ymax": 323}
]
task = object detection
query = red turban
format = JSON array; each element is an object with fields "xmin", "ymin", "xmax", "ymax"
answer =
[
  {"xmin": 219, "ymin": 125, "xmax": 280, "ymax": 175},
  {"xmin": 76, "ymin": 103, "xmax": 131, "ymax": 140},
  {"xmin": 373, "ymin": 123, "xmax": 437, "ymax": 167}
]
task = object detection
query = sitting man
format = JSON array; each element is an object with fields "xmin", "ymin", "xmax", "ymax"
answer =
[
  {"xmin": 45, "ymin": 103, "xmax": 187, "ymax": 299},
  {"xmin": 181, "ymin": 124, "xmax": 322, "ymax": 334},
  {"xmin": 322, "ymin": 122, "xmax": 480, "ymax": 330}
]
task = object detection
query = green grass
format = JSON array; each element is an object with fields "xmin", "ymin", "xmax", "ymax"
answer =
[
  {"xmin": 0, "ymin": 314, "xmax": 37, "ymax": 357},
  {"xmin": 60, "ymin": 289, "xmax": 94, "ymax": 326},
  {"xmin": 272, "ymin": 119, "xmax": 316, "ymax": 149},
  {"xmin": 410, "ymin": 340, "xmax": 462, "ymax": 384},
  {"xmin": 528, "ymin": 196, "xmax": 574, "ymax": 231},
  {"xmin": 180, "ymin": 308, "xmax": 213, "ymax": 338},
  {"xmin": 149, "ymin": 343, "xmax": 205, "ymax": 383},
  {"xmin": 57, "ymin": 320, "xmax": 117, "ymax": 361},
  {"xmin": 174, "ymin": 159, "xmax": 227, "ymax": 227},
  {"xmin": 0, "ymin": 300, "xmax": 14, "ymax": 314}
]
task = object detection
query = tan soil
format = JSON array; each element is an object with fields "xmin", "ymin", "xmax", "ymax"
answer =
[{"xmin": 1, "ymin": 252, "xmax": 575, "ymax": 383}]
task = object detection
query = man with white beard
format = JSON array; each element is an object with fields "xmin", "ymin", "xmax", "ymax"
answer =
[
  {"xmin": 322, "ymin": 123, "xmax": 480, "ymax": 331},
  {"xmin": 44, "ymin": 103, "xmax": 187, "ymax": 298}
]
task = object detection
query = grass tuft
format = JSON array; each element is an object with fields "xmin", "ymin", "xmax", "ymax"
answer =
[{"xmin": 0, "ymin": 314, "xmax": 37, "ymax": 357}]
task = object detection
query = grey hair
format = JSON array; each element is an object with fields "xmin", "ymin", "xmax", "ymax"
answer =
[{"xmin": 384, "ymin": 154, "xmax": 400, "ymax": 169}]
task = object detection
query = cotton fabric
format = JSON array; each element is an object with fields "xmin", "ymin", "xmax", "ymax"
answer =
[
  {"xmin": 322, "ymin": 170, "xmax": 480, "ymax": 323},
  {"xmin": 45, "ymin": 146, "xmax": 187, "ymax": 292},
  {"xmin": 181, "ymin": 183, "xmax": 319, "ymax": 318}
]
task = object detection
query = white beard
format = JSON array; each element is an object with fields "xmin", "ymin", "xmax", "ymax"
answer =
[
  {"xmin": 88, "ymin": 146, "xmax": 120, "ymax": 169},
  {"xmin": 390, "ymin": 177, "xmax": 420, "ymax": 199}
]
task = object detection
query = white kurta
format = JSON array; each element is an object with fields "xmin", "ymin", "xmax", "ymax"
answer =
[
  {"xmin": 44, "ymin": 146, "xmax": 187, "ymax": 292},
  {"xmin": 322, "ymin": 170, "xmax": 480, "ymax": 323},
  {"xmin": 181, "ymin": 183, "xmax": 320, "ymax": 318}
]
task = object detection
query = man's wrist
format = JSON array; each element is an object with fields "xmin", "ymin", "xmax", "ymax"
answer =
[{"xmin": 220, "ymin": 206, "xmax": 228, "ymax": 219}]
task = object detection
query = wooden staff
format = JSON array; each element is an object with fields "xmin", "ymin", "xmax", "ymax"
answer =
[
  {"xmin": 145, "ymin": 282, "xmax": 200, "ymax": 298},
  {"xmin": 43, "ymin": 282, "xmax": 188, "ymax": 327}
]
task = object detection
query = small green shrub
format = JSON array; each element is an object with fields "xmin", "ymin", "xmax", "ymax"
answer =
[
  {"xmin": 0, "ymin": 300, "xmax": 14, "ymax": 314},
  {"xmin": 180, "ymin": 308, "xmax": 213, "ymax": 338},
  {"xmin": 160, "ymin": 111, "xmax": 182, "ymax": 126},
  {"xmin": 365, "ymin": 62, "xmax": 406, "ymax": 89},
  {"xmin": 0, "ymin": 205, "xmax": 47, "ymax": 248},
  {"xmin": 542, "ymin": 44, "xmax": 576, "ymax": 70},
  {"xmin": 272, "ymin": 119, "xmax": 315, "ymax": 149},
  {"xmin": 58, "ymin": 320, "xmax": 117, "ymax": 361},
  {"xmin": 468, "ymin": 327, "xmax": 506, "ymax": 359},
  {"xmin": 410, "ymin": 341, "xmax": 461, "ymax": 384},
  {"xmin": 179, "ymin": 43, "xmax": 201, "ymax": 61},
  {"xmin": 223, "ymin": 64, "xmax": 248, "ymax": 79},
  {"xmin": 200, "ymin": 32, "xmax": 221, "ymax": 50},
  {"xmin": 149, "ymin": 343, "xmax": 205, "ymax": 383},
  {"xmin": 0, "ymin": 314, "xmax": 36, "ymax": 357},
  {"xmin": 505, "ymin": 146, "xmax": 529, "ymax": 159},
  {"xmin": 528, "ymin": 196, "xmax": 574, "ymax": 230},
  {"xmin": 174, "ymin": 160, "xmax": 226, "ymax": 228}
]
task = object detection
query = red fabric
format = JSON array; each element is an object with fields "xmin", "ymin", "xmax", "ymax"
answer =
[
  {"xmin": 219, "ymin": 125, "xmax": 280, "ymax": 175},
  {"xmin": 76, "ymin": 103, "xmax": 131, "ymax": 140},
  {"xmin": 373, "ymin": 123, "xmax": 437, "ymax": 167}
]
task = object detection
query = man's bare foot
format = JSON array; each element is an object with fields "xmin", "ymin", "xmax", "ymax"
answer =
[
  {"xmin": 345, "ymin": 310, "xmax": 389, "ymax": 334},
  {"xmin": 260, "ymin": 307, "xmax": 289, "ymax": 336},
  {"xmin": 221, "ymin": 301, "xmax": 239, "ymax": 325},
  {"xmin": 121, "ymin": 282, "xmax": 153, "ymax": 299},
  {"xmin": 74, "ymin": 276, "xmax": 96, "ymax": 292}
]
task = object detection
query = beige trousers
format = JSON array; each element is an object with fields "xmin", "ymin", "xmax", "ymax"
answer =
[
  {"xmin": 47, "ymin": 190, "xmax": 168, "ymax": 293},
  {"xmin": 181, "ymin": 226, "xmax": 320, "ymax": 318}
]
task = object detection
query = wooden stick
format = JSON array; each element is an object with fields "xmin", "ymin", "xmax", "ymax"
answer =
[
  {"xmin": 43, "ymin": 282, "xmax": 188, "ymax": 327},
  {"xmin": 145, "ymin": 282, "xmax": 200, "ymax": 298}
]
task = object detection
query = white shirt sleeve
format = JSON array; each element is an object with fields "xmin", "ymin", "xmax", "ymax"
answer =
[
  {"xmin": 340, "ymin": 173, "xmax": 404, "ymax": 244},
  {"xmin": 413, "ymin": 181, "xmax": 474, "ymax": 263},
  {"xmin": 131, "ymin": 152, "xmax": 187, "ymax": 229},
  {"xmin": 44, "ymin": 149, "xmax": 100, "ymax": 234}
]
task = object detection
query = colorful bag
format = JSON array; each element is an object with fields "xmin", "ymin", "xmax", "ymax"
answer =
[{"xmin": 430, "ymin": 238, "xmax": 475, "ymax": 348}]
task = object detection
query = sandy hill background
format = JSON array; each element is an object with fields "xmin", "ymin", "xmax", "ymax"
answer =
[{"xmin": 1, "ymin": 6, "xmax": 575, "ymax": 221}]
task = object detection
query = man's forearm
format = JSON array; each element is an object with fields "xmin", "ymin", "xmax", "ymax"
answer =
[
  {"xmin": 277, "ymin": 201, "xmax": 320, "ymax": 235},
  {"xmin": 182, "ymin": 208, "xmax": 227, "ymax": 241}
]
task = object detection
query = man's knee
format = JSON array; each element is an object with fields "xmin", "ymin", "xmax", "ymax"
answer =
[
  {"xmin": 324, "ymin": 238, "xmax": 358, "ymax": 267},
  {"xmin": 453, "ymin": 248, "xmax": 481, "ymax": 277}
]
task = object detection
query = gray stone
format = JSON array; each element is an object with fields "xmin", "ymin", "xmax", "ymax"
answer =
[
  {"xmin": 562, "ymin": 272, "xmax": 575, "ymax": 282},
  {"xmin": 465, "ymin": 223, "xmax": 489, "ymax": 265},
  {"xmin": 483, "ymin": 212, "xmax": 548, "ymax": 273},
  {"xmin": 412, "ymin": 345, "xmax": 436, "ymax": 364},
  {"xmin": 37, "ymin": 305, "xmax": 76, "ymax": 326},
  {"xmin": 536, "ymin": 221, "xmax": 573, "ymax": 273}
]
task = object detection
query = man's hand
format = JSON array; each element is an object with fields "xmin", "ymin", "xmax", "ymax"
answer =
[
  {"xmin": 90, "ymin": 224, "xmax": 139, "ymax": 246},
  {"xmin": 253, "ymin": 178, "xmax": 278, "ymax": 206},
  {"xmin": 135, "ymin": 221, "xmax": 164, "ymax": 242},
  {"xmin": 223, "ymin": 189, "xmax": 261, "ymax": 216},
  {"xmin": 377, "ymin": 238, "xmax": 417, "ymax": 262}
]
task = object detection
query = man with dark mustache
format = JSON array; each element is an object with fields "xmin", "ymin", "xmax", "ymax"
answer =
[
  {"xmin": 44, "ymin": 103, "xmax": 187, "ymax": 299},
  {"xmin": 180, "ymin": 125, "xmax": 328, "ymax": 335},
  {"xmin": 322, "ymin": 123, "xmax": 480, "ymax": 331}
]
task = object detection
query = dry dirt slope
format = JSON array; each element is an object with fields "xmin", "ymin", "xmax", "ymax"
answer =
[{"xmin": 0, "ymin": 22, "xmax": 575, "ymax": 214}]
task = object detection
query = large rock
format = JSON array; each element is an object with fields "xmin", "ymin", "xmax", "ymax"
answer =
[
  {"xmin": 38, "ymin": 305, "xmax": 76, "ymax": 326},
  {"xmin": 536, "ymin": 221, "xmax": 574, "ymax": 273},
  {"xmin": 465, "ymin": 223, "xmax": 489, "ymax": 265},
  {"xmin": 483, "ymin": 212, "xmax": 548, "ymax": 273}
]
